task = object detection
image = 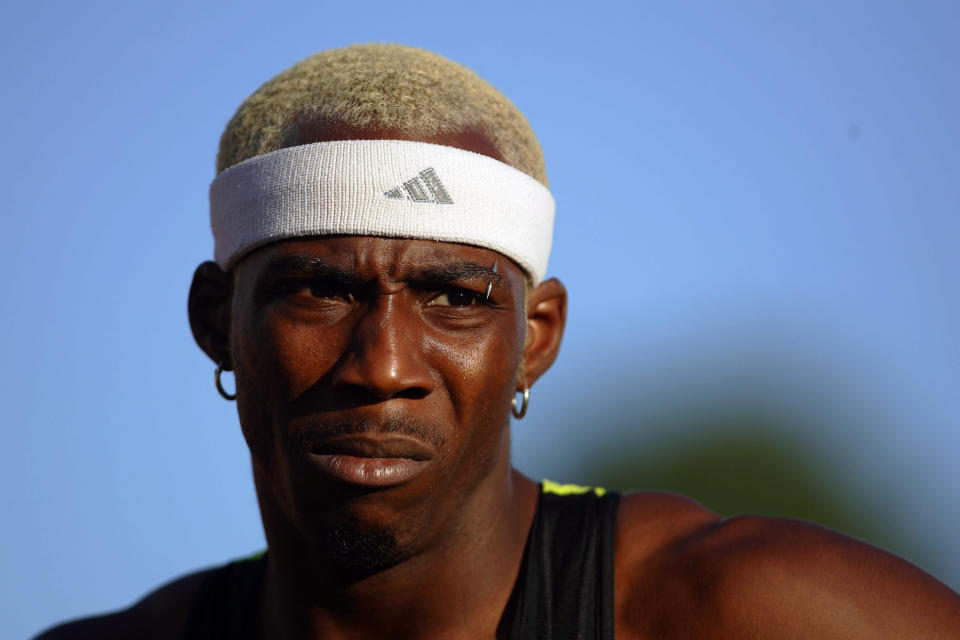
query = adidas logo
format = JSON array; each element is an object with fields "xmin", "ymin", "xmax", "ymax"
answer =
[{"xmin": 384, "ymin": 168, "xmax": 453, "ymax": 204}]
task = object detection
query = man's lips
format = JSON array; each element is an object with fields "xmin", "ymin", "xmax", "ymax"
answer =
[{"xmin": 305, "ymin": 436, "xmax": 433, "ymax": 487}]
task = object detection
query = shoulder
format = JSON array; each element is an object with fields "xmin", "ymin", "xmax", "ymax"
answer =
[
  {"xmin": 614, "ymin": 491, "xmax": 960, "ymax": 639},
  {"xmin": 33, "ymin": 566, "xmax": 220, "ymax": 640}
]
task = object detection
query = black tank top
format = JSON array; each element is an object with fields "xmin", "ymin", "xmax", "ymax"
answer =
[{"xmin": 182, "ymin": 482, "xmax": 620, "ymax": 639}]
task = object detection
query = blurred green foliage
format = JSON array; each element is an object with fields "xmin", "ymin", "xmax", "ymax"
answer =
[{"xmin": 576, "ymin": 403, "xmax": 940, "ymax": 577}]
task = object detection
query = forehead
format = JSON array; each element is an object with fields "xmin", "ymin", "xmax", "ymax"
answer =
[{"xmin": 236, "ymin": 235, "xmax": 526, "ymax": 283}]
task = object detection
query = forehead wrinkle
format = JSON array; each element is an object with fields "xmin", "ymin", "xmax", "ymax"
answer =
[{"xmin": 340, "ymin": 239, "xmax": 417, "ymax": 290}]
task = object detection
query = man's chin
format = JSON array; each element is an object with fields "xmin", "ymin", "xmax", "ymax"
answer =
[{"xmin": 316, "ymin": 520, "xmax": 403, "ymax": 582}]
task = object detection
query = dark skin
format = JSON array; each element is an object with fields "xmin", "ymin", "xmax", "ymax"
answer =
[
  {"xmin": 37, "ymin": 123, "xmax": 960, "ymax": 639},
  {"xmin": 227, "ymin": 236, "xmax": 545, "ymax": 639}
]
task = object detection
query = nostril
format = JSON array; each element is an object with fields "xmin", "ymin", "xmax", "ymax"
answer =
[
  {"xmin": 393, "ymin": 387, "xmax": 429, "ymax": 401},
  {"xmin": 336, "ymin": 382, "xmax": 430, "ymax": 405},
  {"xmin": 336, "ymin": 383, "xmax": 383, "ymax": 406}
]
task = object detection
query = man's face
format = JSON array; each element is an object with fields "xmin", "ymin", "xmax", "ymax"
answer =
[
  {"xmin": 229, "ymin": 233, "xmax": 529, "ymax": 570},
  {"xmin": 188, "ymin": 121, "xmax": 565, "ymax": 576}
]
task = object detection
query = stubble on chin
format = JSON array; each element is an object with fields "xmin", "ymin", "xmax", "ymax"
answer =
[{"xmin": 318, "ymin": 519, "xmax": 404, "ymax": 581}]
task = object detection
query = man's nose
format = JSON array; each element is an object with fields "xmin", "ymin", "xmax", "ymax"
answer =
[{"xmin": 330, "ymin": 296, "xmax": 434, "ymax": 402}]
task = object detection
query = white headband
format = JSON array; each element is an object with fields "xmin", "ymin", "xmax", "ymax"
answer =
[{"xmin": 209, "ymin": 140, "xmax": 555, "ymax": 284}]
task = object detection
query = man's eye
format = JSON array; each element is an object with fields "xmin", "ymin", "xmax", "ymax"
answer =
[
  {"xmin": 431, "ymin": 290, "xmax": 479, "ymax": 307},
  {"xmin": 307, "ymin": 283, "xmax": 341, "ymax": 298},
  {"xmin": 285, "ymin": 281, "xmax": 351, "ymax": 301}
]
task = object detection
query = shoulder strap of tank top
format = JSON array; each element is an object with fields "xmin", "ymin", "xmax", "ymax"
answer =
[{"xmin": 500, "ymin": 482, "xmax": 621, "ymax": 640}]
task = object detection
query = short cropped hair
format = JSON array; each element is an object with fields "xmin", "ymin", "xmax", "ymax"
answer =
[{"xmin": 216, "ymin": 44, "xmax": 547, "ymax": 186}]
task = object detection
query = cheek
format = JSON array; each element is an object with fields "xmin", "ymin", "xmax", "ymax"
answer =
[
  {"xmin": 231, "ymin": 310, "xmax": 352, "ymax": 477},
  {"xmin": 424, "ymin": 317, "xmax": 525, "ymax": 420},
  {"xmin": 236, "ymin": 310, "xmax": 348, "ymax": 403},
  {"xmin": 231, "ymin": 306, "xmax": 349, "ymax": 473}
]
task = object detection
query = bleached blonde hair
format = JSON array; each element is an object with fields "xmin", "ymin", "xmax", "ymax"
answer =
[{"xmin": 216, "ymin": 44, "xmax": 547, "ymax": 186}]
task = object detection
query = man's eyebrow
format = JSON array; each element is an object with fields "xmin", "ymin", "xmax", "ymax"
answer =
[
  {"xmin": 262, "ymin": 255, "xmax": 354, "ymax": 284},
  {"xmin": 417, "ymin": 262, "xmax": 504, "ymax": 286}
]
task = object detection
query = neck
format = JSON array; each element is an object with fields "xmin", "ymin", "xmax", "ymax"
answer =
[{"xmin": 255, "ymin": 454, "xmax": 539, "ymax": 640}]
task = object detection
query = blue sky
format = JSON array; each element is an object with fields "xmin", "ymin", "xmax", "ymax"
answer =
[{"xmin": 4, "ymin": 1, "xmax": 959, "ymax": 636}]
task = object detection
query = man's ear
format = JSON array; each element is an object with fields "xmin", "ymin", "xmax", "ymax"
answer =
[
  {"xmin": 188, "ymin": 261, "xmax": 233, "ymax": 366},
  {"xmin": 521, "ymin": 278, "xmax": 567, "ymax": 387}
]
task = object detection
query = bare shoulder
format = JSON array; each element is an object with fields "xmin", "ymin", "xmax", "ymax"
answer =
[
  {"xmin": 612, "ymin": 490, "xmax": 719, "ymax": 639},
  {"xmin": 614, "ymin": 492, "xmax": 960, "ymax": 639},
  {"xmin": 34, "ymin": 566, "xmax": 218, "ymax": 640},
  {"xmin": 613, "ymin": 490, "xmax": 720, "ymax": 571}
]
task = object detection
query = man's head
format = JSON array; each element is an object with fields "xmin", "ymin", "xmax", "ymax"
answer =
[
  {"xmin": 216, "ymin": 43, "xmax": 548, "ymax": 186},
  {"xmin": 188, "ymin": 44, "xmax": 566, "ymax": 580}
]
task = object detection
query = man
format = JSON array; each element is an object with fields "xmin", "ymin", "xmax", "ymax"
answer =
[{"xmin": 39, "ymin": 43, "xmax": 960, "ymax": 639}]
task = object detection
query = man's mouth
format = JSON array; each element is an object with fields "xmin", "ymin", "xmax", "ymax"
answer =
[{"xmin": 305, "ymin": 436, "xmax": 433, "ymax": 487}]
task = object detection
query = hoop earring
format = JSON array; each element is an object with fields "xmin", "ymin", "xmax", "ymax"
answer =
[
  {"xmin": 215, "ymin": 362, "xmax": 237, "ymax": 401},
  {"xmin": 511, "ymin": 386, "xmax": 530, "ymax": 420}
]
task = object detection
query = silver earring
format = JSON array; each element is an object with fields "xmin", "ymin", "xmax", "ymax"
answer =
[
  {"xmin": 511, "ymin": 386, "xmax": 530, "ymax": 419},
  {"xmin": 215, "ymin": 362, "xmax": 237, "ymax": 401}
]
